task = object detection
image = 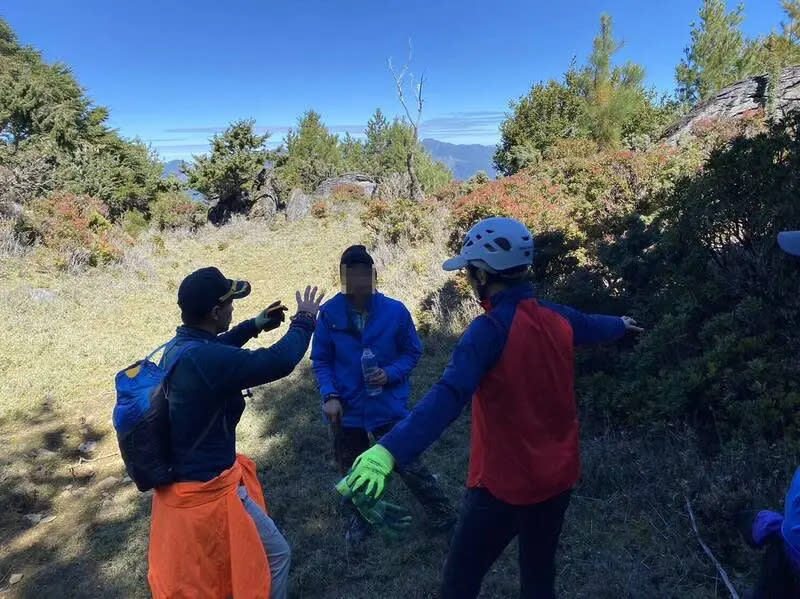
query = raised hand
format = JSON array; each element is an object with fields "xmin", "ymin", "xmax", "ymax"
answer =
[{"xmin": 295, "ymin": 286, "xmax": 325, "ymax": 316}]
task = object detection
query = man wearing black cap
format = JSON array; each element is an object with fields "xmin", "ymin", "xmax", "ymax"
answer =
[
  {"xmin": 311, "ymin": 246, "xmax": 456, "ymax": 543},
  {"xmin": 152, "ymin": 266, "xmax": 323, "ymax": 599}
]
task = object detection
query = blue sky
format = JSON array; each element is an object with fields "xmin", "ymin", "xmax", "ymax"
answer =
[{"xmin": 1, "ymin": 0, "xmax": 788, "ymax": 160}]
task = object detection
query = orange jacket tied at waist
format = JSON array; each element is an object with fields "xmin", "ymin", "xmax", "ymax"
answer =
[{"xmin": 148, "ymin": 454, "xmax": 271, "ymax": 598}]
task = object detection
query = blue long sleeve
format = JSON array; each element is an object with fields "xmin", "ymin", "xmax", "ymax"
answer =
[
  {"xmin": 217, "ymin": 318, "xmax": 259, "ymax": 347},
  {"xmin": 380, "ymin": 315, "xmax": 506, "ymax": 467},
  {"xmin": 310, "ymin": 313, "xmax": 339, "ymax": 399},
  {"xmin": 383, "ymin": 308, "xmax": 423, "ymax": 385},
  {"xmin": 540, "ymin": 301, "xmax": 626, "ymax": 346},
  {"xmin": 208, "ymin": 319, "xmax": 314, "ymax": 391}
]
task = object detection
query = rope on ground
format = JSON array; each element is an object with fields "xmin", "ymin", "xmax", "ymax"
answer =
[{"xmin": 685, "ymin": 496, "xmax": 740, "ymax": 599}]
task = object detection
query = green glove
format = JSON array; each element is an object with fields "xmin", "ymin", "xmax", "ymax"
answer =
[
  {"xmin": 345, "ymin": 444, "xmax": 395, "ymax": 499},
  {"xmin": 336, "ymin": 477, "xmax": 412, "ymax": 537},
  {"xmin": 255, "ymin": 301, "xmax": 288, "ymax": 332}
]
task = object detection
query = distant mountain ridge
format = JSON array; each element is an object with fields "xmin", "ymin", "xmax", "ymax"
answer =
[
  {"xmin": 422, "ymin": 138, "xmax": 497, "ymax": 180},
  {"xmin": 162, "ymin": 160, "xmax": 187, "ymax": 180},
  {"xmin": 162, "ymin": 160, "xmax": 204, "ymax": 201},
  {"xmin": 162, "ymin": 138, "xmax": 497, "ymax": 187}
]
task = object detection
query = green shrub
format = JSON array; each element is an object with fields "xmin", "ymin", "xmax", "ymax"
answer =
[
  {"xmin": 14, "ymin": 192, "xmax": 129, "ymax": 268},
  {"xmin": 121, "ymin": 210, "xmax": 148, "ymax": 238},
  {"xmin": 361, "ymin": 198, "xmax": 435, "ymax": 245},
  {"xmin": 149, "ymin": 191, "xmax": 206, "ymax": 231},
  {"xmin": 310, "ymin": 199, "xmax": 328, "ymax": 218}
]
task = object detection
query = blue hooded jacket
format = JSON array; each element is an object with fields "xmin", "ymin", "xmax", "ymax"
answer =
[{"xmin": 311, "ymin": 292, "xmax": 423, "ymax": 431}]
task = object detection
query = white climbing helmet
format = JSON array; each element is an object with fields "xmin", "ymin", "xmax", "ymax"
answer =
[{"xmin": 443, "ymin": 217, "xmax": 534, "ymax": 273}]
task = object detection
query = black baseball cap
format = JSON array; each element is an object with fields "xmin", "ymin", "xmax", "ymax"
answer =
[
  {"xmin": 178, "ymin": 267, "xmax": 251, "ymax": 319},
  {"xmin": 340, "ymin": 245, "xmax": 374, "ymax": 267}
]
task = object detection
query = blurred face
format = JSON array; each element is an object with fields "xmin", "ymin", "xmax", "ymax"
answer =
[
  {"xmin": 341, "ymin": 263, "xmax": 375, "ymax": 297},
  {"xmin": 467, "ymin": 267, "xmax": 488, "ymax": 299},
  {"xmin": 211, "ymin": 300, "xmax": 234, "ymax": 333}
]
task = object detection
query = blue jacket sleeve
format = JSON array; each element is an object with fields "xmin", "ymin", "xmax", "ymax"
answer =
[
  {"xmin": 217, "ymin": 318, "xmax": 260, "ymax": 347},
  {"xmin": 782, "ymin": 467, "xmax": 800, "ymax": 552},
  {"xmin": 310, "ymin": 312, "xmax": 338, "ymax": 399},
  {"xmin": 540, "ymin": 301, "xmax": 626, "ymax": 346},
  {"xmin": 383, "ymin": 307, "xmax": 423, "ymax": 385},
  {"xmin": 207, "ymin": 318, "xmax": 314, "ymax": 391},
  {"xmin": 379, "ymin": 314, "xmax": 507, "ymax": 467}
]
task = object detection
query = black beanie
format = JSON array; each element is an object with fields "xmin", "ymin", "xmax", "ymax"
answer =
[{"xmin": 340, "ymin": 245, "xmax": 374, "ymax": 267}]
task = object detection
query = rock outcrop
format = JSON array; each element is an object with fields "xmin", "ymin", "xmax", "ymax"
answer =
[
  {"xmin": 665, "ymin": 66, "xmax": 800, "ymax": 142},
  {"xmin": 314, "ymin": 172, "xmax": 377, "ymax": 199},
  {"xmin": 207, "ymin": 170, "xmax": 378, "ymax": 225}
]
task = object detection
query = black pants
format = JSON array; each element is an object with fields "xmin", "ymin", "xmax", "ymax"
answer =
[
  {"xmin": 440, "ymin": 487, "xmax": 572, "ymax": 599},
  {"xmin": 333, "ymin": 423, "xmax": 452, "ymax": 515},
  {"xmin": 748, "ymin": 538, "xmax": 800, "ymax": 599}
]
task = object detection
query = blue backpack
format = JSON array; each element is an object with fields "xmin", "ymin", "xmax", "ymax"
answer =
[{"xmin": 113, "ymin": 341, "xmax": 202, "ymax": 491}]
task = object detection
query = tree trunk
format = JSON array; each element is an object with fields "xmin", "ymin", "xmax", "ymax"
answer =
[{"xmin": 406, "ymin": 146, "xmax": 423, "ymax": 202}]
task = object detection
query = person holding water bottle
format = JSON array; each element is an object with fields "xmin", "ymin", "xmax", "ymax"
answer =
[{"xmin": 311, "ymin": 245, "xmax": 456, "ymax": 544}]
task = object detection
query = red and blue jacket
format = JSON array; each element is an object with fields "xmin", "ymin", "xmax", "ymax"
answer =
[{"xmin": 379, "ymin": 282, "xmax": 626, "ymax": 505}]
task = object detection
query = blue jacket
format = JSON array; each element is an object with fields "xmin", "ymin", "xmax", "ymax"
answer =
[
  {"xmin": 311, "ymin": 292, "xmax": 423, "ymax": 431},
  {"xmin": 161, "ymin": 317, "xmax": 314, "ymax": 482},
  {"xmin": 380, "ymin": 283, "xmax": 626, "ymax": 469}
]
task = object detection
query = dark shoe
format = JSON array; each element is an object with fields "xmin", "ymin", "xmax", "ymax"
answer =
[{"xmin": 345, "ymin": 513, "xmax": 371, "ymax": 544}]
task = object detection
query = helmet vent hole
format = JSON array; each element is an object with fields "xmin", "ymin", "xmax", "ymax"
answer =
[
  {"xmin": 484, "ymin": 243, "xmax": 497, "ymax": 252},
  {"xmin": 465, "ymin": 240, "xmax": 474, "ymax": 247},
  {"xmin": 495, "ymin": 237, "xmax": 512, "ymax": 251},
  {"xmin": 475, "ymin": 234, "xmax": 482, "ymax": 240},
  {"xmin": 486, "ymin": 229, "xmax": 494, "ymax": 234},
  {"xmin": 522, "ymin": 235, "xmax": 531, "ymax": 241}
]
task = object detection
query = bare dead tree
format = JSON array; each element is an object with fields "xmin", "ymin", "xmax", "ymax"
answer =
[{"xmin": 388, "ymin": 39, "xmax": 425, "ymax": 202}]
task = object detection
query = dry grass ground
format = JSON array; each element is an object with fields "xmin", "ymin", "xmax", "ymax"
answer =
[{"xmin": 0, "ymin": 211, "xmax": 775, "ymax": 598}]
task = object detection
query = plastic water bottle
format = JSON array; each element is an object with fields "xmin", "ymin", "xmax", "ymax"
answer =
[{"xmin": 361, "ymin": 347, "xmax": 382, "ymax": 396}]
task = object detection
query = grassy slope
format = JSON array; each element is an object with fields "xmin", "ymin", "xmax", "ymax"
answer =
[{"xmin": 0, "ymin": 213, "xmax": 767, "ymax": 598}]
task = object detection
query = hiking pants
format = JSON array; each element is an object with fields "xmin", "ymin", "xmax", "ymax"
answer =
[
  {"xmin": 238, "ymin": 485, "xmax": 291, "ymax": 599},
  {"xmin": 440, "ymin": 486, "xmax": 572, "ymax": 599}
]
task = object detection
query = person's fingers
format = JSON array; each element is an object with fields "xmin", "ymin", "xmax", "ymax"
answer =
[
  {"xmin": 384, "ymin": 502, "xmax": 410, "ymax": 517},
  {"xmin": 348, "ymin": 472, "xmax": 365, "ymax": 492},
  {"xmin": 296, "ymin": 290, "xmax": 302, "ymax": 305}
]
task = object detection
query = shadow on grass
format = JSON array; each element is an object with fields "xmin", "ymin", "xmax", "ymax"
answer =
[{"xmin": 0, "ymin": 398, "xmax": 152, "ymax": 598}]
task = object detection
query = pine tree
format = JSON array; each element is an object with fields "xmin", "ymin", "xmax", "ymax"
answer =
[
  {"xmin": 579, "ymin": 14, "xmax": 649, "ymax": 149},
  {"xmin": 676, "ymin": 0, "xmax": 747, "ymax": 104},
  {"xmin": 274, "ymin": 110, "xmax": 343, "ymax": 192},
  {"xmin": 782, "ymin": 0, "xmax": 800, "ymax": 42},
  {"xmin": 184, "ymin": 119, "xmax": 270, "ymax": 205},
  {"xmin": 340, "ymin": 133, "xmax": 367, "ymax": 172}
]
